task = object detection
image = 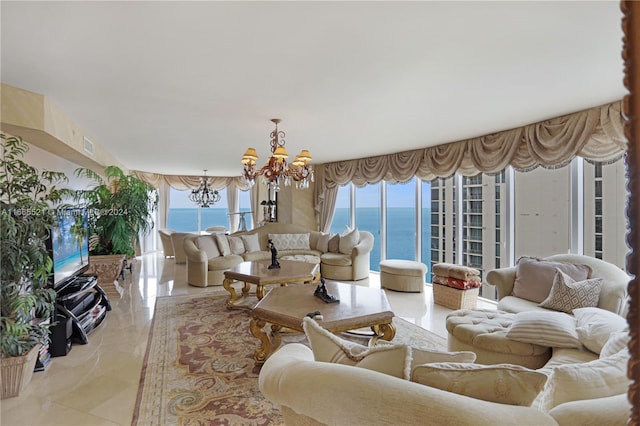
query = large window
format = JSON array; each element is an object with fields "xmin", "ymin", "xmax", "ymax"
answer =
[
  {"xmin": 168, "ymin": 187, "xmax": 228, "ymax": 232},
  {"xmin": 386, "ymin": 178, "xmax": 417, "ymax": 262},
  {"xmin": 329, "ymin": 157, "xmax": 628, "ymax": 301}
]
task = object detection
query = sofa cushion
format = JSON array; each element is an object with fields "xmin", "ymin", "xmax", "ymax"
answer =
[
  {"xmin": 539, "ymin": 270, "xmax": 602, "ymax": 313},
  {"xmin": 194, "ymin": 235, "xmax": 220, "ymax": 259},
  {"xmin": 208, "ymin": 254, "xmax": 244, "ymax": 269},
  {"xmin": 512, "ymin": 257, "xmax": 592, "ymax": 303},
  {"xmin": 320, "ymin": 252, "xmax": 353, "ymax": 267},
  {"xmin": 215, "ymin": 234, "xmax": 231, "ymax": 256},
  {"xmin": 227, "ymin": 236, "xmax": 246, "ymax": 255},
  {"xmin": 412, "ymin": 362, "xmax": 548, "ymax": 406},
  {"xmin": 505, "ymin": 311, "xmax": 581, "ymax": 349},
  {"xmin": 302, "ymin": 317, "xmax": 475, "ymax": 380},
  {"xmin": 339, "ymin": 227, "xmax": 360, "ymax": 255},
  {"xmin": 241, "ymin": 233, "xmax": 261, "ymax": 253},
  {"xmin": 538, "ymin": 348, "xmax": 630, "ymax": 410},
  {"xmin": 600, "ymin": 331, "xmax": 630, "ymax": 358},
  {"xmin": 268, "ymin": 233, "xmax": 310, "ymax": 250},
  {"xmin": 315, "ymin": 233, "xmax": 331, "ymax": 252},
  {"xmin": 573, "ymin": 307, "xmax": 627, "ymax": 354},
  {"xmin": 327, "ymin": 234, "xmax": 340, "ymax": 253}
]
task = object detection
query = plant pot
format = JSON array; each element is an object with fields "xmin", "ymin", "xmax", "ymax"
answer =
[
  {"xmin": 1, "ymin": 345, "xmax": 39, "ymax": 399},
  {"xmin": 87, "ymin": 254, "xmax": 126, "ymax": 285}
]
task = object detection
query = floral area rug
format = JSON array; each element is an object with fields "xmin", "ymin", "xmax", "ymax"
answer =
[{"xmin": 132, "ymin": 291, "xmax": 447, "ymax": 426}]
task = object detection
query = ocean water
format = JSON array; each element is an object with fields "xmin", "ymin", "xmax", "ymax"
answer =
[{"xmin": 168, "ymin": 207, "xmax": 431, "ymax": 273}]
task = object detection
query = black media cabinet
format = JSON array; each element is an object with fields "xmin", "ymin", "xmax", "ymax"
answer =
[{"xmin": 55, "ymin": 274, "xmax": 111, "ymax": 344}]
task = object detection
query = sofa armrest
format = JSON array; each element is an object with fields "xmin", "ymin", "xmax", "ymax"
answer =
[
  {"xmin": 548, "ymin": 393, "xmax": 630, "ymax": 426},
  {"xmin": 486, "ymin": 266, "xmax": 517, "ymax": 300},
  {"xmin": 184, "ymin": 237, "xmax": 208, "ymax": 264},
  {"xmin": 259, "ymin": 344, "xmax": 557, "ymax": 426},
  {"xmin": 352, "ymin": 230, "xmax": 374, "ymax": 257}
]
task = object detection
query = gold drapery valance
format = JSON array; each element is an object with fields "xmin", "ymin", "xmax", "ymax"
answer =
[{"xmin": 322, "ymin": 101, "xmax": 626, "ymax": 188}]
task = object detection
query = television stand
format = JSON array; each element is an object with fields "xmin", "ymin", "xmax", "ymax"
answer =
[{"xmin": 55, "ymin": 274, "xmax": 111, "ymax": 344}]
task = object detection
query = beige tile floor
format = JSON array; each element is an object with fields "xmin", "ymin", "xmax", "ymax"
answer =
[{"xmin": 0, "ymin": 252, "xmax": 496, "ymax": 426}]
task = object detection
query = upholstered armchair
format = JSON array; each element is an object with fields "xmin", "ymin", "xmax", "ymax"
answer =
[
  {"xmin": 169, "ymin": 232, "xmax": 193, "ymax": 264},
  {"xmin": 320, "ymin": 230, "xmax": 374, "ymax": 281},
  {"xmin": 158, "ymin": 229, "xmax": 175, "ymax": 258}
]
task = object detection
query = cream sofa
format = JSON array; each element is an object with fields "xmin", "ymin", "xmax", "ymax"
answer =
[
  {"xmin": 259, "ymin": 338, "xmax": 631, "ymax": 426},
  {"xmin": 183, "ymin": 222, "xmax": 374, "ymax": 287},
  {"xmin": 486, "ymin": 254, "xmax": 630, "ymax": 316}
]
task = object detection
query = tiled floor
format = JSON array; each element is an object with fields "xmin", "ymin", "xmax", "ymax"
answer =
[{"xmin": 0, "ymin": 253, "xmax": 496, "ymax": 426}]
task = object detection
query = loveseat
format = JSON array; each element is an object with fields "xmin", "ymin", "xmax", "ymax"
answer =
[
  {"xmin": 259, "ymin": 316, "xmax": 632, "ymax": 425},
  {"xmin": 485, "ymin": 254, "xmax": 630, "ymax": 316},
  {"xmin": 183, "ymin": 222, "xmax": 374, "ymax": 287}
]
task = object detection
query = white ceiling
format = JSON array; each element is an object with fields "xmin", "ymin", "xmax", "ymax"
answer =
[{"xmin": 0, "ymin": 1, "xmax": 626, "ymax": 177}]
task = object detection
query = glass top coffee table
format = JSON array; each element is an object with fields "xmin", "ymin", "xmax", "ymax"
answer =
[
  {"xmin": 223, "ymin": 259, "xmax": 320, "ymax": 309},
  {"xmin": 250, "ymin": 281, "xmax": 396, "ymax": 364}
]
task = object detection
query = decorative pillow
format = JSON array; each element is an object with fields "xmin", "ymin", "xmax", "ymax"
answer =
[
  {"xmin": 301, "ymin": 317, "xmax": 476, "ymax": 380},
  {"xmin": 538, "ymin": 348, "xmax": 630, "ymax": 410},
  {"xmin": 339, "ymin": 228, "xmax": 360, "ymax": 255},
  {"xmin": 214, "ymin": 234, "xmax": 231, "ymax": 256},
  {"xmin": 573, "ymin": 307, "xmax": 628, "ymax": 354},
  {"xmin": 328, "ymin": 234, "xmax": 340, "ymax": 253},
  {"xmin": 316, "ymin": 233, "xmax": 332, "ymax": 252},
  {"xmin": 302, "ymin": 317, "xmax": 410, "ymax": 379},
  {"xmin": 600, "ymin": 331, "xmax": 630, "ymax": 358},
  {"xmin": 194, "ymin": 235, "xmax": 220, "ymax": 259},
  {"xmin": 411, "ymin": 362, "xmax": 548, "ymax": 406},
  {"xmin": 538, "ymin": 270, "xmax": 603, "ymax": 314},
  {"xmin": 241, "ymin": 233, "xmax": 261, "ymax": 253},
  {"xmin": 505, "ymin": 311, "xmax": 581, "ymax": 349},
  {"xmin": 268, "ymin": 233, "xmax": 310, "ymax": 250},
  {"xmin": 227, "ymin": 236, "xmax": 246, "ymax": 255},
  {"xmin": 512, "ymin": 257, "xmax": 592, "ymax": 303}
]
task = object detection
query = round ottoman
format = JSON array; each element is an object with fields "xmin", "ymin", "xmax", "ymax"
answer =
[
  {"xmin": 446, "ymin": 309, "xmax": 552, "ymax": 369},
  {"xmin": 379, "ymin": 260, "xmax": 427, "ymax": 293}
]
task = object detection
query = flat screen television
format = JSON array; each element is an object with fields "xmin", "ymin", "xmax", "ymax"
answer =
[{"xmin": 47, "ymin": 209, "xmax": 90, "ymax": 288}]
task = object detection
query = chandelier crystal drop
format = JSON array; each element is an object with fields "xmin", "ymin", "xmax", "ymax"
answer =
[
  {"xmin": 241, "ymin": 119, "xmax": 314, "ymax": 190},
  {"xmin": 189, "ymin": 170, "xmax": 221, "ymax": 208}
]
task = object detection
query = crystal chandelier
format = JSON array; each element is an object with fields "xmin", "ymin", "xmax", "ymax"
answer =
[
  {"xmin": 189, "ymin": 170, "xmax": 221, "ymax": 208},
  {"xmin": 241, "ymin": 119, "xmax": 314, "ymax": 190}
]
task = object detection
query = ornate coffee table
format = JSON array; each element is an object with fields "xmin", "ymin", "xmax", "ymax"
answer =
[
  {"xmin": 223, "ymin": 259, "xmax": 320, "ymax": 309},
  {"xmin": 250, "ymin": 281, "xmax": 396, "ymax": 364}
]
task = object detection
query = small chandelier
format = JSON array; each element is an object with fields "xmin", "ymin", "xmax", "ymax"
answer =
[
  {"xmin": 241, "ymin": 118, "xmax": 314, "ymax": 190},
  {"xmin": 189, "ymin": 170, "xmax": 221, "ymax": 208}
]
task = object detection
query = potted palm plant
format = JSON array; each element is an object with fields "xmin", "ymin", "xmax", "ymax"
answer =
[
  {"xmin": 0, "ymin": 134, "xmax": 65, "ymax": 398},
  {"xmin": 69, "ymin": 166, "xmax": 158, "ymax": 286}
]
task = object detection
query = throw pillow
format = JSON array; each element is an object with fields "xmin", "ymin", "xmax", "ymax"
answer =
[
  {"xmin": 538, "ymin": 270, "xmax": 603, "ymax": 314},
  {"xmin": 241, "ymin": 233, "xmax": 261, "ymax": 253},
  {"xmin": 328, "ymin": 234, "xmax": 340, "ymax": 253},
  {"xmin": 302, "ymin": 317, "xmax": 410, "ymax": 379},
  {"xmin": 505, "ymin": 310, "xmax": 582, "ymax": 349},
  {"xmin": 411, "ymin": 362, "xmax": 548, "ymax": 406},
  {"xmin": 194, "ymin": 235, "xmax": 220, "ymax": 259},
  {"xmin": 214, "ymin": 234, "xmax": 231, "ymax": 256},
  {"xmin": 268, "ymin": 233, "xmax": 311, "ymax": 251},
  {"xmin": 227, "ymin": 236, "xmax": 246, "ymax": 255},
  {"xmin": 301, "ymin": 317, "xmax": 476, "ymax": 380},
  {"xmin": 339, "ymin": 228, "xmax": 360, "ymax": 255},
  {"xmin": 512, "ymin": 257, "xmax": 592, "ymax": 303},
  {"xmin": 538, "ymin": 348, "xmax": 630, "ymax": 410},
  {"xmin": 600, "ymin": 331, "xmax": 630, "ymax": 358},
  {"xmin": 316, "ymin": 232, "xmax": 332, "ymax": 252},
  {"xmin": 573, "ymin": 307, "xmax": 628, "ymax": 354}
]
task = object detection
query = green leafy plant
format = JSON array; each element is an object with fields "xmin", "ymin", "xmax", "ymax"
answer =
[
  {"xmin": 70, "ymin": 166, "xmax": 158, "ymax": 257},
  {"xmin": 0, "ymin": 134, "xmax": 66, "ymax": 357}
]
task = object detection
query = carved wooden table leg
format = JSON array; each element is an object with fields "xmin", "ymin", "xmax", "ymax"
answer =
[
  {"xmin": 369, "ymin": 322, "xmax": 396, "ymax": 347},
  {"xmin": 225, "ymin": 278, "xmax": 252, "ymax": 308},
  {"xmin": 250, "ymin": 318, "xmax": 283, "ymax": 364}
]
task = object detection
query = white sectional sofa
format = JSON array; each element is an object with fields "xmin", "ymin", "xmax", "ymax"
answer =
[{"xmin": 183, "ymin": 222, "xmax": 374, "ymax": 287}]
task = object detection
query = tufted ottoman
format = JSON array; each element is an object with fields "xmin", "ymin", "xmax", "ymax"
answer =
[
  {"xmin": 379, "ymin": 260, "xmax": 427, "ymax": 293},
  {"xmin": 446, "ymin": 309, "xmax": 552, "ymax": 369}
]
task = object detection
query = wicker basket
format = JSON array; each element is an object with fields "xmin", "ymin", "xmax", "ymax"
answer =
[{"xmin": 432, "ymin": 283, "xmax": 479, "ymax": 310}]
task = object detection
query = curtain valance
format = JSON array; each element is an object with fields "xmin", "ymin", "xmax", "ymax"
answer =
[
  {"xmin": 131, "ymin": 172, "xmax": 250, "ymax": 191},
  {"xmin": 322, "ymin": 101, "xmax": 626, "ymax": 188}
]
